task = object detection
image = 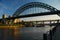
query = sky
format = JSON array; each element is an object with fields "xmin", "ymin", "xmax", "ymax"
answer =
[{"xmin": 0, "ymin": 0, "xmax": 60, "ymax": 21}]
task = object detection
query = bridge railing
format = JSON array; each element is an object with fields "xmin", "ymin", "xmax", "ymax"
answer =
[{"xmin": 43, "ymin": 23, "xmax": 58, "ymax": 40}]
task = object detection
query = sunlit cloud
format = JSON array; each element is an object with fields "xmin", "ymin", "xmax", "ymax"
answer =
[
  {"xmin": 20, "ymin": 15, "xmax": 60, "ymax": 21},
  {"xmin": 0, "ymin": 17, "xmax": 2, "ymax": 18}
]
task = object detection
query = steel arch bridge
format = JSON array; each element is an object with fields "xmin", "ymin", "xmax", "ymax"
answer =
[{"xmin": 13, "ymin": 2, "xmax": 58, "ymax": 17}]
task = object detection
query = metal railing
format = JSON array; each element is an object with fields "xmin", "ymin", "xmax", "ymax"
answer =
[{"xmin": 43, "ymin": 25, "xmax": 58, "ymax": 40}]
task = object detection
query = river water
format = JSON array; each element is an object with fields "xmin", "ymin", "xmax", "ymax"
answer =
[
  {"xmin": 0, "ymin": 26, "xmax": 52, "ymax": 40},
  {"xmin": 15, "ymin": 26, "xmax": 51, "ymax": 40}
]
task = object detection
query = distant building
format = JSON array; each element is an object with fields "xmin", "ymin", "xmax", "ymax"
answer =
[
  {"xmin": 14, "ymin": 19, "xmax": 20, "ymax": 23},
  {"xmin": 2, "ymin": 14, "xmax": 21, "ymax": 24},
  {"xmin": 2, "ymin": 14, "xmax": 8, "ymax": 24},
  {"xmin": 2, "ymin": 14, "xmax": 7, "ymax": 19},
  {"xmin": 8, "ymin": 15, "xmax": 12, "ymax": 24}
]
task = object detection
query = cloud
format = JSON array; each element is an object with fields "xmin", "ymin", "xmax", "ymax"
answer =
[
  {"xmin": 20, "ymin": 15, "xmax": 60, "ymax": 21},
  {"xmin": 0, "ymin": 3, "xmax": 8, "ymax": 9},
  {"xmin": 11, "ymin": 0, "xmax": 25, "ymax": 7},
  {"xmin": 0, "ymin": 16, "xmax": 2, "ymax": 18},
  {"xmin": 0, "ymin": 10, "xmax": 2, "ymax": 12},
  {"xmin": 11, "ymin": 0, "xmax": 17, "ymax": 7},
  {"xmin": 0, "ymin": 9, "xmax": 4, "ymax": 15}
]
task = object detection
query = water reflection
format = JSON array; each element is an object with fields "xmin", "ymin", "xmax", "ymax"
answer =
[
  {"xmin": 0, "ymin": 26, "xmax": 53, "ymax": 40},
  {"xmin": 14, "ymin": 26, "xmax": 51, "ymax": 40}
]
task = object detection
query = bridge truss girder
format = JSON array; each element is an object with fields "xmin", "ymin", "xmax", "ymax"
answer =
[{"xmin": 13, "ymin": 2, "xmax": 58, "ymax": 17}]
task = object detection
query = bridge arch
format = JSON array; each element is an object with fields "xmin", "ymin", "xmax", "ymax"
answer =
[{"xmin": 13, "ymin": 2, "xmax": 58, "ymax": 17}]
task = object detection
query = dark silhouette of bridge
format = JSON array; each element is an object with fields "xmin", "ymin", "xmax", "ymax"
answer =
[
  {"xmin": 0, "ymin": 2, "xmax": 60, "ymax": 20},
  {"xmin": 13, "ymin": 2, "xmax": 58, "ymax": 17},
  {"xmin": 11, "ymin": 2, "xmax": 60, "ymax": 40},
  {"xmin": 0, "ymin": 2, "xmax": 60, "ymax": 40}
]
